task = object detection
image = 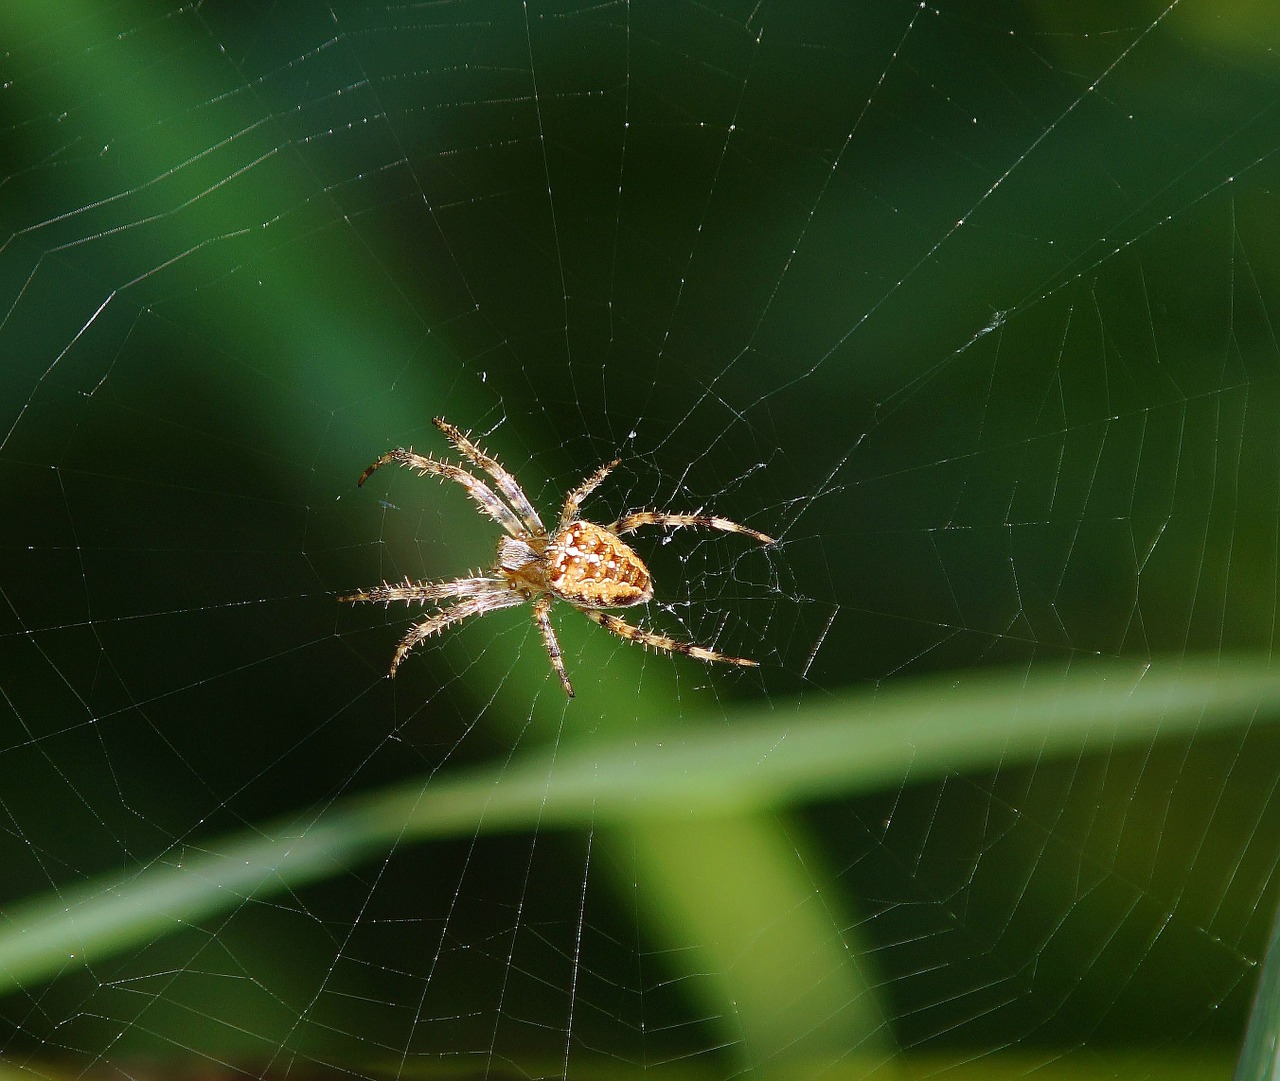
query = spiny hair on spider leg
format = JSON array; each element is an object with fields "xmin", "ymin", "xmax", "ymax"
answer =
[{"xmin": 344, "ymin": 419, "xmax": 772, "ymax": 690}]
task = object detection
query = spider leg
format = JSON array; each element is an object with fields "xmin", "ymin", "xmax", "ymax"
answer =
[
  {"xmin": 531, "ymin": 595, "xmax": 574, "ymax": 697},
  {"xmin": 388, "ymin": 590, "xmax": 526, "ymax": 676},
  {"xmin": 356, "ymin": 448, "xmax": 525, "ymax": 538},
  {"xmin": 339, "ymin": 575, "xmax": 508, "ymax": 606},
  {"xmin": 581, "ymin": 610, "xmax": 760, "ymax": 668},
  {"xmin": 433, "ymin": 417, "xmax": 546, "ymax": 535},
  {"xmin": 559, "ymin": 459, "xmax": 621, "ymax": 528},
  {"xmin": 612, "ymin": 511, "xmax": 774, "ymax": 546}
]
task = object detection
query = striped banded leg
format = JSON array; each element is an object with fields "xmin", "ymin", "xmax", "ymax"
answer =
[
  {"xmin": 581, "ymin": 610, "xmax": 760, "ymax": 668},
  {"xmin": 432, "ymin": 417, "xmax": 546, "ymax": 534},
  {"xmin": 559, "ymin": 459, "xmax": 621, "ymax": 527},
  {"xmin": 531, "ymin": 594, "xmax": 573, "ymax": 697},
  {"xmin": 389, "ymin": 591, "xmax": 526, "ymax": 676},
  {"xmin": 338, "ymin": 575, "xmax": 507, "ymax": 607},
  {"xmin": 612, "ymin": 512, "xmax": 774, "ymax": 546},
  {"xmin": 356, "ymin": 448, "xmax": 525, "ymax": 538}
]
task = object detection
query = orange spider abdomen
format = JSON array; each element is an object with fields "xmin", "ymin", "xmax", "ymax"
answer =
[{"xmin": 547, "ymin": 522, "xmax": 654, "ymax": 609}]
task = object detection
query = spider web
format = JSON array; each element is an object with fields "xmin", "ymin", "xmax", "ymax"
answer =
[{"xmin": 2, "ymin": 0, "xmax": 1279, "ymax": 1077}]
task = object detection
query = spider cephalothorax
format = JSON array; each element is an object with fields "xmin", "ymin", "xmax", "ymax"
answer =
[{"xmin": 340, "ymin": 417, "xmax": 773, "ymax": 697}]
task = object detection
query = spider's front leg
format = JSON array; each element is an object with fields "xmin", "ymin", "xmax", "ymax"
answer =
[
  {"xmin": 355, "ymin": 447, "xmax": 525, "ymax": 538},
  {"xmin": 432, "ymin": 417, "xmax": 546, "ymax": 535},
  {"xmin": 338, "ymin": 575, "xmax": 507, "ymax": 606},
  {"xmin": 339, "ymin": 576, "xmax": 525, "ymax": 677},
  {"xmin": 388, "ymin": 592, "xmax": 526, "ymax": 675}
]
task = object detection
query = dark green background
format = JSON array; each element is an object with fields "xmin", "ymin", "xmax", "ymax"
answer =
[{"xmin": 1, "ymin": 1, "xmax": 1278, "ymax": 1076}]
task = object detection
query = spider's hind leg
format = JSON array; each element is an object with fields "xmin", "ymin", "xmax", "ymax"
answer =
[
  {"xmin": 611, "ymin": 511, "xmax": 773, "ymax": 546},
  {"xmin": 582, "ymin": 610, "xmax": 760, "ymax": 668}
]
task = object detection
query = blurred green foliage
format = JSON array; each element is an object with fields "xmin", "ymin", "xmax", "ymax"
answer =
[{"xmin": 2, "ymin": 0, "xmax": 1279, "ymax": 1078}]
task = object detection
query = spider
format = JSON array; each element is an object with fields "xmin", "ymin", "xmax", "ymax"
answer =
[{"xmin": 340, "ymin": 417, "xmax": 774, "ymax": 697}]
